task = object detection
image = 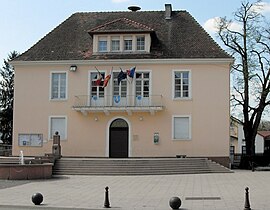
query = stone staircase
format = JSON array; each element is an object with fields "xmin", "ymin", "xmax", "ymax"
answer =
[{"xmin": 53, "ymin": 158, "xmax": 232, "ymax": 175}]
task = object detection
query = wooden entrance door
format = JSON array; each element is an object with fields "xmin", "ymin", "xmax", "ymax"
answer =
[{"xmin": 109, "ymin": 119, "xmax": 128, "ymax": 158}]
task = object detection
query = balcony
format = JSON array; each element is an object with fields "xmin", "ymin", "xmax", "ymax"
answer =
[{"xmin": 72, "ymin": 95, "xmax": 164, "ymax": 115}]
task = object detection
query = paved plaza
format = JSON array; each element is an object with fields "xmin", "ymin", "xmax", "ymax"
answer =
[{"xmin": 0, "ymin": 170, "xmax": 269, "ymax": 210}]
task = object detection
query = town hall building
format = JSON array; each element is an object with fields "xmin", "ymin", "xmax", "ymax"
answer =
[{"xmin": 11, "ymin": 4, "xmax": 233, "ymax": 166}]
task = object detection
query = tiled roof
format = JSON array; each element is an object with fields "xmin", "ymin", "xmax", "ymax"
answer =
[
  {"xmin": 257, "ymin": 131, "xmax": 270, "ymax": 138},
  {"xmin": 15, "ymin": 10, "xmax": 231, "ymax": 61}
]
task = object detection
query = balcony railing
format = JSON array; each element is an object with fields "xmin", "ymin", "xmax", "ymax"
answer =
[{"xmin": 73, "ymin": 95, "xmax": 164, "ymax": 115}]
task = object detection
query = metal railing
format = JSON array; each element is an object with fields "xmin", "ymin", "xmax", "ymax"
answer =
[{"xmin": 73, "ymin": 95, "xmax": 164, "ymax": 108}]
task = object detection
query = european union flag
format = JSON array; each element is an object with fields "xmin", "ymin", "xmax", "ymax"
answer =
[{"xmin": 117, "ymin": 70, "xmax": 127, "ymax": 85}]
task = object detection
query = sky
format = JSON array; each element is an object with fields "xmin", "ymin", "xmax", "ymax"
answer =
[{"xmin": 1, "ymin": 0, "xmax": 270, "ymax": 64}]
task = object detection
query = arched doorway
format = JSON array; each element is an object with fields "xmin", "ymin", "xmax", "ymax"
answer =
[{"xmin": 109, "ymin": 118, "xmax": 129, "ymax": 158}]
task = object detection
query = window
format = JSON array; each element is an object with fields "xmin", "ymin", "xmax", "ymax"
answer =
[
  {"xmin": 242, "ymin": 146, "xmax": 247, "ymax": 154},
  {"xmin": 90, "ymin": 72, "xmax": 105, "ymax": 98},
  {"xmin": 51, "ymin": 72, "xmax": 67, "ymax": 100},
  {"xmin": 111, "ymin": 36, "xmax": 120, "ymax": 51},
  {"xmin": 124, "ymin": 36, "xmax": 132, "ymax": 51},
  {"xmin": 173, "ymin": 71, "xmax": 190, "ymax": 99},
  {"xmin": 136, "ymin": 36, "xmax": 145, "ymax": 51},
  {"xmin": 94, "ymin": 35, "xmax": 148, "ymax": 53},
  {"xmin": 173, "ymin": 116, "xmax": 191, "ymax": 140},
  {"xmin": 136, "ymin": 72, "xmax": 149, "ymax": 97},
  {"xmin": 98, "ymin": 37, "xmax": 107, "ymax": 52},
  {"xmin": 112, "ymin": 72, "xmax": 127, "ymax": 105},
  {"xmin": 113, "ymin": 72, "xmax": 127, "ymax": 97},
  {"xmin": 230, "ymin": 146, "xmax": 235, "ymax": 155},
  {"xmin": 50, "ymin": 116, "xmax": 67, "ymax": 140}
]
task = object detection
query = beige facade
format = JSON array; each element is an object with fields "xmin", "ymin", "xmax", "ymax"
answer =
[
  {"xmin": 11, "ymin": 5, "xmax": 233, "ymax": 167},
  {"xmin": 12, "ymin": 59, "xmax": 231, "ymax": 164}
]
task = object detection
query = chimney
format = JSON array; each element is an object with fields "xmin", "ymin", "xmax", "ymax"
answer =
[{"xmin": 165, "ymin": 4, "xmax": 172, "ymax": 20}]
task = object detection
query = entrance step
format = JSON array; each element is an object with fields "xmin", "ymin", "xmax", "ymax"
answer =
[{"xmin": 53, "ymin": 158, "xmax": 232, "ymax": 175}]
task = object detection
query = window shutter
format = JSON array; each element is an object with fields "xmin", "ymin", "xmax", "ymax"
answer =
[{"xmin": 174, "ymin": 117, "xmax": 189, "ymax": 139}]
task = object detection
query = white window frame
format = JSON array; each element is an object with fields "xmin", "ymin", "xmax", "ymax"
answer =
[
  {"xmin": 111, "ymin": 36, "xmax": 120, "ymax": 52},
  {"xmin": 98, "ymin": 36, "xmax": 108, "ymax": 52},
  {"xmin": 172, "ymin": 70, "xmax": 191, "ymax": 100},
  {"xmin": 94, "ymin": 34, "xmax": 150, "ymax": 53},
  {"xmin": 49, "ymin": 116, "xmax": 67, "ymax": 140},
  {"xmin": 132, "ymin": 70, "xmax": 152, "ymax": 96},
  {"xmin": 136, "ymin": 35, "xmax": 145, "ymax": 51},
  {"xmin": 88, "ymin": 70, "xmax": 106, "ymax": 97},
  {"xmin": 50, "ymin": 71, "xmax": 68, "ymax": 101},
  {"xmin": 172, "ymin": 115, "xmax": 191, "ymax": 140},
  {"xmin": 124, "ymin": 36, "xmax": 133, "ymax": 51}
]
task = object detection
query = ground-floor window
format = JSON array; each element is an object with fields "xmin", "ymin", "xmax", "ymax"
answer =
[
  {"xmin": 172, "ymin": 115, "xmax": 191, "ymax": 140},
  {"xmin": 230, "ymin": 145, "xmax": 235, "ymax": 155},
  {"xmin": 242, "ymin": 145, "xmax": 246, "ymax": 154},
  {"xmin": 49, "ymin": 116, "xmax": 67, "ymax": 140}
]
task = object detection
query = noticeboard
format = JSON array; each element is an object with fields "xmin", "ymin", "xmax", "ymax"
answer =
[{"xmin": 18, "ymin": 134, "xmax": 43, "ymax": 147}]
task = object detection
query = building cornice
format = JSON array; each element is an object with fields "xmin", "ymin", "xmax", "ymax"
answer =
[{"xmin": 10, "ymin": 58, "xmax": 234, "ymax": 66}]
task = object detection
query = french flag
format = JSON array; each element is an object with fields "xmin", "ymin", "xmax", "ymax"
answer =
[{"xmin": 127, "ymin": 66, "xmax": 136, "ymax": 78}]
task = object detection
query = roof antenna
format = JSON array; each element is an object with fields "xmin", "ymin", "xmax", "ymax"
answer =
[{"xmin": 128, "ymin": 6, "xmax": 141, "ymax": 12}]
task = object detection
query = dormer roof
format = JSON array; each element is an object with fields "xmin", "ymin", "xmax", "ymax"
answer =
[{"xmin": 88, "ymin": 18, "xmax": 154, "ymax": 35}]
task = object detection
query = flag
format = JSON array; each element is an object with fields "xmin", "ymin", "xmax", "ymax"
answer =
[
  {"xmin": 127, "ymin": 66, "xmax": 136, "ymax": 78},
  {"xmin": 117, "ymin": 70, "xmax": 126, "ymax": 85},
  {"xmin": 103, "ymin": 74, "xmax": 111, "ymax": 88},
  {"xmin": 95, "ymin": 72, "xmax": 103, "ymax": 86},
  {"xmin": 94, "ymin": 66, "xmax": 103, "ymax": 86}
]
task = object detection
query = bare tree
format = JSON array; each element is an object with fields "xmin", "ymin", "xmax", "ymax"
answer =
[{"xmin": 217, "ymin": 0, "xmax": 270, "ymax": 156}]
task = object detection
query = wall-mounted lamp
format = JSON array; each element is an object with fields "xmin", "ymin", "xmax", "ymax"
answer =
[
  {"xmin": 94, "ymin": 116, "xmax": 99, "ymax": 121},
  {"xmin": 70, "ymin": 65, "xmax": 77, "ymax": 72},
  {"xmin": 139, "ymin": 116, "xmax": 143, "ymax": 121}
]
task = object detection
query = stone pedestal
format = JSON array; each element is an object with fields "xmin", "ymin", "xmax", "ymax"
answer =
[{"xmin": 52, "ymin": 132, "xmax": 61, "ymax": 159}]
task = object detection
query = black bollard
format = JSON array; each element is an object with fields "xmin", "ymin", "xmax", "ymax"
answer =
[
  {"xmin": 251, "ymin": 162, "xmax": 255, "ymax": 172},
  {"xmin": 243, "ymin": 187, "xmax": 251, "ymax": 210},
  {"xmin": 31, "ymin": 192, "xmax": 43, "ymax": 205},
  {"xmin": 169, "ymin": 196, "xmax": 181, "ymax": 210},
  {"xmin": 104, "ymin": 186, "xmax": 110, "ymax": 208}
]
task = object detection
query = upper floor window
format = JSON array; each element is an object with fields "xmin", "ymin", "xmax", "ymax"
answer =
[
  {"xmin": 98, "ymin": 37, "xmax": 107, "ymax": 52},
  {"xmin": 90, "ymin": 72, "xmax": 105, "ymax": 99},
  {"xmin": 136, "ymin": 36, "xmax": 145, "ymax": 51},
  {"xmin": 51, "ymin": 72, "xmax": 67, "ymax": 100},
  {"xmin": 136, "ymin": 72, "xmax": 149, "ymax": 97},
  {"xmin": 173, "ymin": 71, "xmax": 190, "ymax": 99},
  {"xmin": 95, "ymin": 34, "xmax": 150, "ymax": 53},
  {"xmin": 111, "ymin": 36, "xmax": 120, "ymax": 51},
  {"xmin": 113, "ymin": 72, "xmax": 127, "ymax": 97},
  {"xmin": 124, "ymin": 36, "xmax": 133, "ymax": 51}
]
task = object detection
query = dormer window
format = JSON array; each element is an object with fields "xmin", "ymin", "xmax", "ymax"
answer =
[
  {"xmin": 89, "ymin": 18, "xmax": 154, "ymax": 54},
  {"xmin": 93, "ymin": 34, "xmax": 150, "ymax": 53},
  {"xmin": 111, "ymin": 36, "xmax": 120, "ymax": 51},
  {"xmin": 124, "ymin": 36, "xmax": 133, "ymax": 51},
  {"xmin": 98, "ymin": 37, "xmax": 107, "ymax": 52},
  {"xmin": 136, "ymin": 36, "xmax": 145, "ymax": 51}
]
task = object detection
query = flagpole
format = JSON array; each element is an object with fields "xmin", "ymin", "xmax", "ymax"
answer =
[
  {"xmin": 95, "ymin": 66, "xmax": 101, "ymax": 74},
  {"xmin": 120, "ymin": 67, "xmax": 131, "ymax": 84}
]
